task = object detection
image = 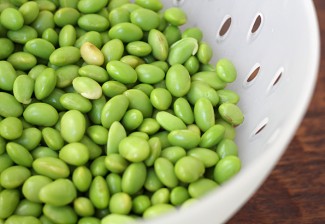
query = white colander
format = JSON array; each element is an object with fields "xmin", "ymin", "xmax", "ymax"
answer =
[{"xmin": 141, "ymin": 0, "xmax": 320, "ymax": 223}]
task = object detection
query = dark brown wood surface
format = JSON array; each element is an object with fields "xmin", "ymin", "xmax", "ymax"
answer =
[{"xmin": 228, "ymin": 1, "xmax": 325, "ymax": 223}]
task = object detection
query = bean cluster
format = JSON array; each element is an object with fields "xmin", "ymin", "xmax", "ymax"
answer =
[{"xmin": 0, "ymin": 0, "xmax": 244, "ymax": 223}]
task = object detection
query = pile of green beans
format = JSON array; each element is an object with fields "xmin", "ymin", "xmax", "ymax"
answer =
[{"xmin": 0, "ymin": 0, "xmax": 244, "ymax": 223}]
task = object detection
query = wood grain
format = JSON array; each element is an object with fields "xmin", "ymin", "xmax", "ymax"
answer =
[{"xmin": 227, "ymin": 0, "xmax": 325, "ymax": 223}]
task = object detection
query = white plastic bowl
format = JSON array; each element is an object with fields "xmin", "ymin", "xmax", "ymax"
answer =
[{"xmin": 140, "ymin": 0, "xmax": 320, "ymax": 223}]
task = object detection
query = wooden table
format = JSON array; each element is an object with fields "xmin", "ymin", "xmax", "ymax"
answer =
[{"xmin": 228, "ymin": 1, "xmax": 325, "ymax": 223}]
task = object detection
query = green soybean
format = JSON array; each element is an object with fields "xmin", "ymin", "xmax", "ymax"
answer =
[
  {"xmin": 188, "ymin": 178, "xmax": 218, "ymax": 198},
  {"xmin": 31, "ymin": 146, "xmax": 58, "ymax": 159},
  {"xmin": 54, "ymin": 7, "xmax": 80, "ymax": 27},
  {"xmin": 23, "ymin": 103, "xmax": 58, "ymax": 126},
  {"xmin": 174, "ymin": 156, "xmax": 205, "ymax": 183},
  {"xmin": 197, "ymin": 42, "xmax": 213, "ymax": 64},
  {"xmin": 108, "ymin": 22, "xmax": 143, "ymax": 43},
  {"xmin": 144, "ymin": 168, "xmax": 163, "ymax": 192},
  {"xmin": 87, "ymin": 125, "xmax": 108, "ymax": 145},
  {"xmin": 218, "ymin": 102, "xmax": 244, "ymax": 126},
  {"xmin": 58, "ymin": 24, "xmax": 76, "ymax": 47},
  {"xmin": 132, "ymin": 195, "xmax": 151, "ymax": 215},
  {"xmin": 34, "ymin": 67, "xmax": 57, "ymax": 100},
  {"xmin": 164, "ymin": 7, "xmax": 187, "ymax": 26},
  {"xmin": 0, "ymin": 154, "xmax": 13, "ymax": 174},
  {"xmin": 74, "ymin": 197, "xmax": 95, "ymax": 217},
  {"xmin": 154, "ymin": 157, "xmax": 178, "ymax": 188},
  {"xmin": 109, "ymin": 7, "xmax": 130, "ymax": 26},
  {"xmin": 150, "ymin": 88, "xmax": 172, "ymax": 110},
  {"xmin": 126, "ymin": 41, "xmax": 152, "ymax": 57},
  {"xmin": 60, "ymin": 110, "xmax": 86, "ymax": 142},
  {"xmin": 163, "ymin": 24, "xmax": 181, "ymax": 46},
  {"xmin": 59, "ymin": 142, "xmax": 89, "ymax": 166},
  {"xmin": 121, "ymin": 162, "xmax": 147, "ymax": 195},
  {"xmin": 101, "ymin": 39, "xmax": 124, "ymax": 63},
  {"xmin": 101, "ymin": 94, "xmax": 129, "ymax": 128},
  {"xmin": 7, "ymin": 51, "xmax": 37, "ymax": 71},
  {"xmin": 173, "ymin": 97, "xmax": 194, "ymax": 125},
  {"xmin": 89, "ymin": 176, "xmax": 110, "ymax": 209},
  {"xmin": 0, "ymin": 8, "xmax": 24, "ymax": 31},
  {"xmin": 184, "ymin": 55, "xmax": 200, "ymax": 75},
  {"xmin": 167, "ymin": 129, "xmax": 201, "ymax": 149},
  {"xmin": 19, "ymin": 1, "xmax": 39, "ymax": 24},
  {"xmin": 14, "ymin": 127, "xmax": 41, "ymax": 151},
  {"xmin": 60, "ymin": 93, "xmax": 92, "ymax": 113},
  {"xmin": 6, "ymin": 142, "xmax": 33, "ymax": 167},
  {"xmin": 160, "ymin": 146, "xmax": 186, "ymax": 164},
  {"xmin": 187, "ymin": 147, "xmax": 219, "ymax": 168},
  {"xmin": 166, "ymin": 64, "xmax": 191, "ymax": 97},
  {"xmin": 144, "ymin": 137, "xmax": 161, "ymax": 166},
  {"xmin": 136, "ymin": 64, "xmax": 165, "ymax": 84},
  {"xmin": 13, "ymin": 75, "xmax": 34, "ymax": 104},
  {"xmin": 170, "ymin": 186, "xmax": 190, "ymax": 206},
  {"xmin": 78, "ymin": 14, "xmax": 109, "ymax": 32},
  {"xmin": 168, "ymin": 37, "xmax": 198, "ymax": 65},
  {"xmin": 105, "ymin": 154, "xmax": 128, "ymax": 174},
  {"xmin": 106, "ymin": 60, "xmax": 138, "ymax": 84},
  {"xmin": 194, "ymin": 97, "xmax": 215, "ymax": 132},
  {"xmin": 120, "ymin": 55, "xmax": 145, "ymax": 68},
  {"xmin": 148, "ymin": 29, "xmax": 169, "ymax": 61},
  {"xmin": 123, "ymin": 89, "xmax": 153, "ymax": 118},
  {"xmin": 7, "ymin": 25, "xmax": 37, "ymax": 45},
  {"xmin": 101, "ymin": 214, "xmax": 135, "ymax": 224},
  {"xmin": 0, "ymin": 61, "xmax": 16, "ymax": 91},
  {"xmin": 0, "ymin": 165, "xmax": 31, "ymax": 189},
  {"xmin": 0, "ymin": 189, "xmax": 20, "ymax": 219},
  {"xmin": 191, "ymin": 71, "xmax": 226, "ymax": 90},
  {"xmin": 107, "ymin": 121, "xmax": 127, "ymax": 155},
  {"xmin": 32, "ymin": 157, "xmax": 70, "ymax": 179},
  {"xmin": 0, "ymin": 38, "xmax": 14, "ymax": 59},
  {"xmin": 43, "ymin": 204, "xmax": 78, "ymax": 224},
  {"xmin": 151, "ymin": 187, "xmax": 169, "ymax": 205},
  {"xmin": 42, "ymin": 28, "xmax": 58, "ymax": 45},
  {"xmin": 130, "ymin": 7, "xmax": 160, "ymax": 31},
  {"xmin": 187, "ymin": 81, "xmax": 219, "ymax": 106},
  {"xmin": 122, "ymin": 109, "xmax": 143, "ymax": 131},
  {"xmin": 119, "ymin": 136, "xmax": 150, "ymax": 162},
  {"xmin": 214, "ymin": 155, "xmax": 241, "ymax": 184},
  {"xmin": 14, "ymin": 199, "xmax": 42, "ymax": 217},
  {"xmin": 77, "ymin": 0, "xmax": 108, "ymax": 13},
  {"xmin": 134, "ymin": 0, "xmax": 163, "ymax": 12},
  {"xmin": 106, "ymin": 173, "xmax": 122, "ymax": 195},
  {"xmin": 31, "ymin": 10, "xmax": 55, "ymax": 35},
  {"xmin": 156, "ymin": 111, "xmax": 187, "ymax": 132},
  {"xmin": 0, "ymin": 117, "xmax": 23, "ymax": 140},
  {"xmin": 39, "ymin": 178, "xmax": 77, "ymax": 206},
  {"xmin": 90, "ymin": 156, "xmax": 108, "ymax": 177},
  {"xmin": 22, "ymin": 175, "xmax": 52, "ymax": 203},
  {"xmin": 25, "ymin": 38, "xmax": 55, "ymax": 60},
  {"xmin": 75, "ymin": 31, "xmax": 102, "ymax": 49},
  {"xmin": 109, "ymin": 192, "xmax": 132, "ymax": 215},
  {"xmin": 199, "ymin": 124, "xmax": 225, "ymax": 148},
  {"xmin": 216, "ymin": 58, "xmax": 237, "ymax": 83},
  {"xmin": 79, "ymin": 65, "xmax": 109, "ymax": 83},
  {"xmin": 216, "ymin": 139, "xmax": 238, "ymax": 158},
  {"xmin": 143, "ymin": 203, "xmax": 175, "ymax": 219},
  {"xmin": 49, "ymin": 46, "xmax": 80, "ymax": 66},
  {"xmin": 72, "ymin": 166, "xmax": 92, "ymax": 192}
]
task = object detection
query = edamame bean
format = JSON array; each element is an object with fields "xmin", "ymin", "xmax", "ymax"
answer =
[
  {"xmin": 106, "ymin": 173, "xmax": 122, "ymax": 195},
  {"xmin": 217, "ymin": 89, "xmax": 240, "ymax": 104},
  {"xmin": 154, "ymin": 157, "xmax": 178, "ymax": 188},
  {"xmin": 25, "ymin": 38, "xmax": 55, "ymax": 60},
  {"xmin": 160, "ymin": 146, "xmax": 186, "ymax": 164},
  {"xmin": 0, "ymin": 38, "xmax": 14, "ymax": 59},
  {"xmin": 89, "ymin": 176, "xmax": 110, "ymax": 209},
  {"xmin": 8, "ymin": 24, "xmax": 38, "ymax": 44},
  {"xmin": 79, "ymin": 217, "xmax": 101, "ymax": 224},
  {"xmin": 137, "ymin": 118, "xmax": 160, "ymax": 135},
  {"xmin": 191, "ymin": 71, "xmax": 226, "ymax": 90},
  {"xmin": 130, "ymin": 7, "xmax": 160, "ymax": 31},
  {"xmin": 72, "ymin": 166, "xmax": 92, "ymax": 192},
  {"xmin": 151, "ymin": 187, "xmax": 169, "ymax": 205},
  {"xmin": 122, "ymin": 109, "xmax": 143, "ymax": 131},
  {"xmin": 121, "ymin": 162, "xmax": 147, "ymax": 195},
  {"xmin": 101, "ymin": 39, "xmax": 124, "ymax": 63},
  {"xmin": 214, "ymin": 155, "xmax": 241, "ymax": 184},
  {"xmin": 14, "ymin": 199, "xmax": 42, "ymax": 217},
  {"xmin": 79, "ymin": 65, "xmax": 109, "ymax": 83},
  {"xmin": 216, "ymin": 118, "xmax": 236, "ymax": 140},
  {"xmin": 32, "ymin": 157, "xmax": 70, "ymax": 179},
  {"xmin": 7, "ymin": 51, "xmax": 37, "ymax": 70},
  {"xmin": 0, "ymin": 154, "xmax": 13, "ymax": 174},
  {"xmin": 0, "ymin": 61, "xmax": 16, "ymax": 91},
  {"xmin": 187, "ymin": 81, "xmax": 219, "ymax": 106},
  {"xmin": 156, "ymin": 111, "xmax": 187, "ymax": 132},
  {"xmin": 120, "ymin": 55, "xmax": 145, "ymax": 68},
  {"xmin": 109, "ymin": 7, "xmax": 130, "ymax": 26},
  {"xmin": 0, "ymin": 117, "xmax": 23, "ymax": 140},
  {"xmin": 0, "ymin": 189, "xmax": 20, "ymax": 219},
  {"xmin": 22, "ymin": 175, "xmax": 52, "ymax": 203},
  {"xmin": 106, "ymin": 61, "xmax": 137, "ymax": 84},
  {"xmin": 168, "ymin": 37, "xmax": 198, "ymax": 65},
  {"xmin": 49, "ymin": 46, "xmax": 80, "ymax": 66},
  {"xmin": 164, "ymin": 7, "xmax": 187, "ymax": 26},
  {"xmin": 31, "ymin": 146, "xmax": 58, "ymax": 159},
  {"xmin": 77, "ymin": 0, "xmax": 108, "ymax": 14},
  {"xmin": 87, "ymin": 125, "xmax": 108, "ymax": 145},
  {"xmin": 0, "ymin": 92, "xmax": 23, "ymax": 118},
  {"xmin": 59, "ymin": 142, "xmax": 89, "ymax": 166},
  {"xmin": 75, "ymin": 31, "xmax": 102, "ymax": 49},
  {"xmin": 73, "ymin": 76, "xmax": 102, "ymax": 100},
  {"xmin": 144, "ymin": 168, "xmax": 163, "ymax": 192},
  {"xmin": 6, "ymin": 142, "xmax": 33, "ymax": 167},
  {"xmin": 80, "ymin": 41, "xmax": 104, "ymax": 66},
  {"xmin": 199, "ymin": 124, "xmax": 225, "ymax": 148},
  {"xmin": 14, "ymin": 127, "xmax": 41, "ymax": 151},
  {"xmin": 182, "ymin": 27, "xmax": 203, "ymax": 42},
  {"xmin": 184, "ymin": 55, "xmax": 200, "ymax": 75},
  {"xmin": 78, "ymin": 14, "xmax": 109, "ymax": 32},
  {"xmin": 218, "ymin": 102, "xmax": 244, "ymax": 126},
  {"xmin": 54, "ymin": 7, "xmax": 80, "ymax": 27},
  {"xmin": 23, "ymin": 103, "xmax": 58, "ymax": 126},
  {"xmin": 19, "ymin": 1, "xmax": 39, "ymax": 24},
  {"xmin": 150, "ymin": 88, "xmax": 172, "ymax": 110},
  {"xmin": 134, "ymin": 0, "xmax": 162, "ymax": 11},
  {"xmin": 174, "ymin": 156, "xmax": 205, "ymax": 183},
  {"xmin": 109, "ymin": 192, "xmax": 132, "ymax": 215},
  {"xmin": 107, "ymin": 0, "xmax": 130, "ymax": 11},
  {"xmin": 119, "ymin": 136, "xmax": 150, "ymax": 162},
  {"xmin": 43, "ymin": 204, "xmax": 78, "ymax": 224},
  {"xmin": 136, "ymin": 64, "xmax": 165, "ymax": 84},
  {"xmin": 167, "ymin": 129, "xmax": 201, "ymax": 149},
  {"xmin": 60, "ymin": 93, "xmax": 92, "ymax": 113},
  {"xmin": 13, "ymin": 75, "xmax": 34, "ymax": 104},
  {"xmin": 74, "ymin": 197, "xmax": 95, "ymax": 217},
  {"xmin": 39, "ymin": 178, "xmax": 77, "ymax": 206},
  {"xmin": 148, "ymin": 29, "xmax": 169, "ymax": 61},
  {"xmin": 197, "ymin": 42, "xmax": 213, "ymax": 64},
  {"xmin": 108, "ymin": 22, "xmax": 143, "ymax": 43},
  {"xmin": 42, "ymin": 27, "xmax": 58, "ymax": 45},
  {"xmin": 0, "ymin": 8, "xmax": 24, "ymax": 31},
  {"xmin": 55, "ymin": 65, "xmax": 79, "ymax": 88},
  {"xmin": 143, "ymin": 204, "xmax": 175, "ymax": 219},
  {"xmin": 101, "ymin": 95, "xmax": 129, "ymax": 128},
  {"xmin": 188, "ymin": 178, "xmax": 218, "ymax": 198},
  {"xmin": 101, "ymin": 214, "xmax": 135, "ymax": 224},
  {"xmin": 123, "ymin": 89, "xmax": 153, "ymax": 118},
  {"xmin": 105, "ymin": 154, "xmax": 128, "ymax": 173},
  {"xmin": 194, "ymin": 97, "xmax": 215, "ymax": 132},
  {"xmin": 187, "ymin": 148, "xmax": 219, "ymax": 168},
  {"xmin": 90, "ymin": 156, "xmax": 109, "ymax": 177},
  {"xmin": 58, "ymin": 24, "xmax": 76, "ymax": 47},
  {"xmin": 216, "ymin": 139, "xmax": 238, "ymax": 158},
  {"xmin": 34, "ymin": 67, "xmax": 57, "ymax": 100},
  {"xmin": 170, "ymin": 186, "xmax": 190, "ymax": 206},
  {"xmin": 144, "ymin": 137, "xmax": 161, "ymax": 166},
  {"xmin": 132, "ymin": 195, "xmax": 151, "ymax": 215},
  {"xmin": 133, "ymin": 83, "xmax": 154, "ymax": 96},
  {"xmin": 126, "ymin": 41, "xmax": 152, "ymax": 57},
  {"xmin": 60, "ymin": 110, "xmax": 86, "ymax": 142},
  {"xmin": 216, "ymin": 58, "xmax": 237, "ymax": 83},
  {"xmin": 0, "ymin": 165, "xmax": 31, "ymax": 189},
  {"xmin": 173, "ymin": 97, "xmax": 194, "ymax": 125},
  {"xmin": 107, "ymin": 121, "xmax": 127, "ymax": 155},
  {"xmin": 166, "ymin": 64, "xmax": 191, "ymax": 97},
  {"xmin": 32, "ymin": 10, "xmax": 55, "ymax": 35},
  {"xmin": 80, "ymin": 136, "xmax": 102, "ymax": 160},
  {"xmin": 163, "ymin": 24, "xmax": 181, "ymax": 46}
]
